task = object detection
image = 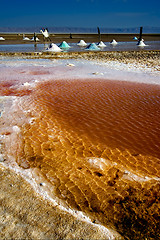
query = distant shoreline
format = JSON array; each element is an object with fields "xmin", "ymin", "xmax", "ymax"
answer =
[{"xmin": 0, "ymin": 33, "xmax": 160, "ymax": 45}]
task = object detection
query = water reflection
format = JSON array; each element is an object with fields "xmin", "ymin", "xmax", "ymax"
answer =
[
  {"xmin": 0, "ymin": 41, "xmax": 159, "ymax": 53},
  {"xmin": 34, "ymin": 43, "xmax": 37, "ymax": 51}
]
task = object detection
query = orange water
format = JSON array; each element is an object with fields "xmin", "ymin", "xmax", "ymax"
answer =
[
  {"xmin": 32, "ymin": 78, "xmax": 160, "ymax": 160},
  {"xmin": 2, "ymin": 76, "xmax": 160, "ymax": 237}
]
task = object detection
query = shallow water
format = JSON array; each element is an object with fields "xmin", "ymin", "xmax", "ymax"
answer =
[
  {"xmin": 0, "ymin": 41, "xmax": 159, "ymax": 52},
  {"xmin": 32, "ymin": 79, "xmax": 160, "ymax": 158}
]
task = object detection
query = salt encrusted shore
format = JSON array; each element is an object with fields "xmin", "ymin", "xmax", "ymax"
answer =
[
  {"xmin": 0, "ymin": 50, "xmax": 160, "ymax": 240},
  {"xmin": 0, "ymin": 50, "xmax": 160, "ymax": 73},
  {"xmin": 0, "ymin": 165, "xmax": 122, "ymax": 240}
]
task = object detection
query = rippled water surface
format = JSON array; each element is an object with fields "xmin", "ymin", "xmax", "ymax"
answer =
[{"xmin": 33, "ymin": 79, "xmax": 160, "ymax": 159}]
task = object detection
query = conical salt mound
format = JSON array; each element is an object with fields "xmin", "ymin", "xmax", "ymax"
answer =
[
  {"xmin": 59, "ymin": 41, "xmax": 70, "ymax": 49},
  {"xmin": 77, "ymin": 40, "xmax": 87, "ymax": 47},
  {"xmin": 45, "ymin": 43, "xmax": 62, "ymax": 52},
  {"xmin": 110, "ymin": 39, "xmax": 117, "ymax": 45},
  {"xmin": 97, "ymin": 41, "xmax": 106, "ymax": 48},
  {"xmin": 85, "ymin": 43, "xmax": 100, "ymax": 50},
  {"xmin": 23, "ymin": 37, "xmax": 30, "ymax": 41},
  {"xmin": 137, "ymin": 39, "xmax": 146, "ymax": 47}
]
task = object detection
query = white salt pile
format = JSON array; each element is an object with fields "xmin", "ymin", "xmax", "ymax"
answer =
[
  {"xmin": 45, "ymin": 43, "xmax": 62, "ymax": 52},
  {"xmin": 23, "ymin": 34, "xmax": 30, "ymax": 41},
  {"xmin": 137, "ymin": 39, "xmax": 146, "ymax": 47},
  {"xmin": 77, "ymin": 40, "xmax": 87, "ymax": 47},
  {"xmin": 0, "ymin": 37, "xmax": 5, "ymax": 40},
  {"xmin": 110, "ymin": 39, "xmax": 118, "ymax": 45},
  {"xmin": 97, "ymin": 41, "xmax": 106, "ymax": 48}
]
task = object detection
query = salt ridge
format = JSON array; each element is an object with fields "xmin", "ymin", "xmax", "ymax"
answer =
[{"xmin": 0, "ymin": 58, "xmax": 159, "ymax": 85}]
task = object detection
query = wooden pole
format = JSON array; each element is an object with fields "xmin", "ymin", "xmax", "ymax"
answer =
[{"xmin": 97, "ymin": 27, "xmax": 101, "ymax": 41}]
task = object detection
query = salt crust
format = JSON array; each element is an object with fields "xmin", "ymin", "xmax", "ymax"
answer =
[
  {"xmin": 0, "ymin": 57, "xmax": 159, "ymax": 77},
  {"xmin": 0, "ymin": 160, "xmax": 119, "ymax": 239},
  {"xmin": 0, "ymin": 59, "xmax": 159, "ymax": 89},
  {"xmin": 87, "ymin": 157, "xmax": 160, "ymax": 182}
]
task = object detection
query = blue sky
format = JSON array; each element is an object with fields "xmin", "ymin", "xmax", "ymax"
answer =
[{"xmin": 0, "ymin": 0, "xmax": 160, "ymax": 28}]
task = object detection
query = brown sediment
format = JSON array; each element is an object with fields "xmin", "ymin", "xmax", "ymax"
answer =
[{"xmin": 1, "ymin": 76, "xmax": 160, "ymax": 239}]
